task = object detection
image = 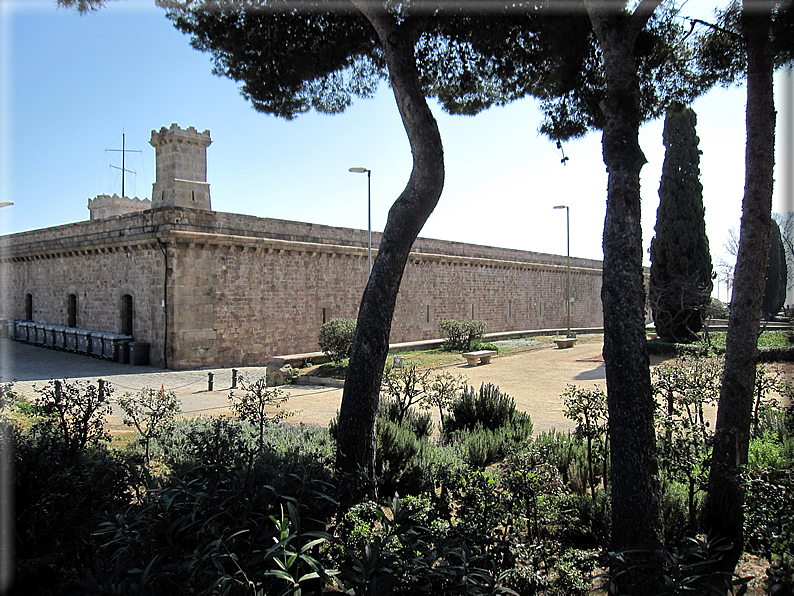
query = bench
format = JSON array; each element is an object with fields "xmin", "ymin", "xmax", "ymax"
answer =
[
  {"xmin": 462, "ymin": 350, "xmax": 497, "ymax": 366},
  {"xmin": 554, "ymin": 337, "xmax": 578, "ymax": 349}
]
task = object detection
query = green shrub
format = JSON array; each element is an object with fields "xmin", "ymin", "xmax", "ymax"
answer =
[
  {"xmin": 558, "ymin": 490, "xmax": 611, "ymax": 549},
  {"xmin": 379, "ymin": 397, "xmax": 433, "ymax": 439},
  {"xmin": 444, "ymin": 384, "xmax": 533, "ymax": 466},
  {"xmin": 469, "ymin": 340, "xmax": 500, "ymax": 353},
  {"xmin": 83, "ymin": 463, "xmax": 337, "ymax": 596},
  {"xmin": 13, "ymin": 422, "xmax": 132, "ymax": 594},
  {"xmin": 158, "ymin": 417, "xmax": 335, "ymax": 485},
  {"xmin": 704, "ymin": 297, "xmax": 729, "ymax": 319},
  {"xmin": 447, "ymin": 468, "xmax": 513, "ymax": 558},
  {"xmin": 440, "ymin": 319, "xmax": 487, "ymax": 351},
  {"xmin": 660, "ymin": 478, "xmax": 700, "ymax": 546},
  {"xmin": 444, "ymin": 383, "xmax": 529, "ymax": 434},
  {"xmin": 116, "ymin": 385, "xmax": 181, "ymax": 464},
  {"xmin": 31, "ymin": 378, "xmax": 113, "ymax": 455},
  {"xmin": 533, "ymin": 429, "xmax": 586, "ymax": 489},
  {"xmin": 335, "ymin": 494, "xmax": 514, "ymax": 595},
  {"xmin": 647, "ymin": 338, "xmax": 712, "ymax": 357},
  {"xmin": 377, "ymin": 418, "xmax": 422, "ymax": 495},
  {"xmin": 318, "ymin": 317, "xmax": 357, "ymax": 362},
  {"xmin": 604, "ymin": 536, "xmax": 751, "ymax": 595},
  {"xmin": 748, "ymin": 432, "xmax": 794, "ymax": 474},
  {"xmin": 228, "ymin": 374, "xmax": 292, "ymax": 449}
]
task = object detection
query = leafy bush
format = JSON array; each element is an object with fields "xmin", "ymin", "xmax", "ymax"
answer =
[
  {"xmin": 335, "ymin": 494, "xmax": 516, "ymax": 595},
  {"xmin": 116, "ymin": 385, "xmax": 181, "ymax": 464},
  {"xmin": 377, "ymin": 418, "xmax": 423, "ymax": 496},
  {"xmin": 562, "ymin": 384, "xmax": 609, "ymax": 501},
  {"xmin": 380, "ymin": 362, "xmax": 433, "ymax": 426},
  {"xmin": 603, "ymin": 536, "xmax": 752, "ymax": 595},
  {"xmin": 12, "ymin": 422, "xmax": 132, "ymax": 594},
  {"xmin": 379, "ymin": 397, "xmax": 433, "ymax": 439},
  {"xmin": 318, "ymin": 317, "xmax": 357, "ymax": 362},
  {"xmin": 440, "ymin": 319, "xmax": 487, "ymax": 351},
  {"xmin": 647, "ymin": 339, "xmax": 712, "ymax": 358},
  {"xmin": 445, "ymin": 383, "xmax": 530, "ymax": 435},
  {"xmin": 229, "ymin": 373, "xmax": 292, "ymax": 449},
  {"xmin": 558, "ymin": 490, "xmax": 612, "ymax": 548},
  {"xmin": 446, "ymin": 468, "xmax": 514, "ymax": 560},
  {"xmin": 469, "ymin": 340, "xmax": 500, "ymax": 353},
  {"xmin": 83, "ymin": 464, "xmax": 337, "ymax": 596},
  {"xmin": 660, "ymin": 478, "xmax": 700, "ymax": 546},
  {"xmin": 31, "ymin": 378, "xmax": 112, "ymax": 455},
  {"xmin": 704, "ymin": 297, "xmax": 729, "ymax": 319}
]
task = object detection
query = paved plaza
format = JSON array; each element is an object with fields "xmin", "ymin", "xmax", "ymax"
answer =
[{"xmin": 0, "ymin": 337, "xmax": 615, "ymax": 434}]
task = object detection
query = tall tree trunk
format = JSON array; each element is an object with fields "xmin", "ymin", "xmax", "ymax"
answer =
[
  {"xmin": 704, "ymin": 2, "xmax": 775, "ymax": 571},
  {"xmin": 584, "ymin": 0, "xmax": 664, "ymax": 557},
  {"xmin": 334, "ymin": 2, "xmax": 445, "ymax": 493}
]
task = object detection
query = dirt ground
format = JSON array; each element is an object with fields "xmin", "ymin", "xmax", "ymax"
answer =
[{"xmin": 263, "ymin": 339, "xmax": 610, "ymax": 432}]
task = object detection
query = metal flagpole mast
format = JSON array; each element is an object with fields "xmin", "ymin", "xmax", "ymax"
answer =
[{"xmin": 107, "ymin": 131, "xmax": 141, "ymax": 197}]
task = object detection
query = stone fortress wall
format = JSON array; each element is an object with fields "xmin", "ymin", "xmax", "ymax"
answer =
[{"xmin": 0, "ymin": 124, "xmax": 605, "ymax": 370}]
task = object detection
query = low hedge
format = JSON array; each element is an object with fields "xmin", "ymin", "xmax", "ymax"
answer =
[{"xmin": 647, "ymin": 338, "xmax": 794, "ymax": 362}]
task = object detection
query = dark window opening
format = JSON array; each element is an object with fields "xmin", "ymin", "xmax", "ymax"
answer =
[
  {"xmin": 25, "ymin": 294, "xmax": 32, "ymax": 320},
  {"xmin": 322, "ymin": 308, "xmax": 327, "ymax": 325},
  {"xmin": 67, "ymin": 294, "xmax": 77, "ymax": 328},
  {"xmin": 426, "ymin": 305, "xmax": 431, "ymax": 324},
  {"xmin": 121, "ymin": 294, "xmax": 133, "ymax": 336}
]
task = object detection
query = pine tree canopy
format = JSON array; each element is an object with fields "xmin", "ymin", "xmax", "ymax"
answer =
[{"xmin": 158, "ymin": 0, "xmax": 712, "ymax": 140}]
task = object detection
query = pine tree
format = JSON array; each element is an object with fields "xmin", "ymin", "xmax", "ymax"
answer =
[{"xmin": 649, "ymin": 105, "xmax": 713, "ymax": 343}]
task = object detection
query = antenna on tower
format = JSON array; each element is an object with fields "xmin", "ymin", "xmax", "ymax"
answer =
[{"xmin": 106, "ymin": 131, "xmax": 142, "ymax": 197}]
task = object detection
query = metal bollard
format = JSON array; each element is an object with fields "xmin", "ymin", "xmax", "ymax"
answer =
[
  {"xmin": 231, "ymin": 368, "xmax": 238, "ymax": 389},
  {"xmin": 98, "ymin": 378, "xmax": 106, "ymax": 401},
  {"xmin": 208, "ymin": 372, "xmax": 214, "ymax": 392}
]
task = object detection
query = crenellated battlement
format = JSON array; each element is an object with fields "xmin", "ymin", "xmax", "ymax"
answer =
[
  {"xmin": 150, "ymin": 123, "xmax": 212, "ymax": 210},
  {"xmin": 88, "ymin": 194, "xmax": 152, "ymax": 220},
  {"xmin": 150, "ymin": 123, "xmax": 211, "ymax": 147}
]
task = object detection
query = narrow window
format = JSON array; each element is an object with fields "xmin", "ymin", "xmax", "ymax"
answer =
[
  {"xmin": 471, "ymin": 304, "xmax": 475, "ymax": 319},
  {"xmin": 191, "ymin": 190, "xmax": 196, "ymax": 202},
  {"xmin": 426, "ymin": 305, "xmax": 431, "ymax": 324},
  {"xmin": 67, "ymin": 294, "xmax": 77, "ymax": 328},
  {"xmin": 25, "ymin": 294, "xmax": 32, "ymax": 320},
  {"xmin": 508, "ymin": 299, "xmax": 513, "ymax": 319},
  {"xmin": 322, "ymin": 308, "xmax": 327, "ymax": 325},
  {"xmin": 121, "ymin": 294, "xmax": 133, "ymax": 336}
]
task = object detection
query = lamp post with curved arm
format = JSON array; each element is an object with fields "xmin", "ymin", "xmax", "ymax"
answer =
[
  {"xmin": 349, "ymin": 167, "xmax": 372, "ymax": 276},
  {"xmin": 554, "ymin": 205, "xmax": 572, "ymax": 337}
]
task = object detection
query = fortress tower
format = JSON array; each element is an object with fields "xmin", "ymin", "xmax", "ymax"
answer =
[{"xmin": 150, "ymin": 124, "xmax": 212, "ymax": 210}]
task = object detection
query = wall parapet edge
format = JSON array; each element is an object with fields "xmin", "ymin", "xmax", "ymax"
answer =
[{"xmin": 165, "ymin": 230, "xmax": 605, "ymax": 275}]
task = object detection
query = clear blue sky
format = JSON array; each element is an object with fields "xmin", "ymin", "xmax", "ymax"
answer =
[{"xmin": 1, "ymin": 0, "xmax": 791, "ymax": 302}]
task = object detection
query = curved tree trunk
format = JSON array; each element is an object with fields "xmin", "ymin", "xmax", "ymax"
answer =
[
  {"xmin": 334, "ymin": 2, "xmax": 445, "ymax": 494},
  {"xmin": 704, "ymin": 3, "xmax": 775, "ymax": 571},
  {"xmin": 584, "ymin": 0, "xmax": 663, "ymax": 559}
]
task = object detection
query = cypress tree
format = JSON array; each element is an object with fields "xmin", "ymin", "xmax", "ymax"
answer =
[
  {"xmin": 649, "ymin": 104, "xmax": 713, "ymax": 343},
  {"xmin": 761, "ymin": 220, "xmax": 787, "ymax": 319}
]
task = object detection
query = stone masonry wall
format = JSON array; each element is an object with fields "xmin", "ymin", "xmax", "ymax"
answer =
[{"xmin": 1, "ymin": 207, "xmax": 605, "ymax": 369}]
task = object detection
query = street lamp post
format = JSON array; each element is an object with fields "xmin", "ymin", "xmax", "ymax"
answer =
[
  {"xmin": 349, "ymin": 167, "xmax": 372, "ymax": 276},
  {"xmin": 554, "ymin": 205, "xmax": 572, "ymax": 337}
]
